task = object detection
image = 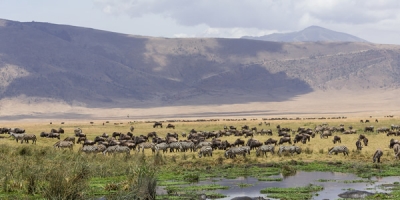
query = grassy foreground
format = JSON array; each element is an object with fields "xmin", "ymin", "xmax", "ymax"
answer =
[{"xmin": 0, "ymin": 117, "xmax": 400, "ymax": 199}]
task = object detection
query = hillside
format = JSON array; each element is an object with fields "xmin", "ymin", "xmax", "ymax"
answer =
[
  {"xmin": 242, "ymin": 26, "xmax": 368, "ymax": 42},
  {"xmin": 0, "ymin": 19, "xmax": 399, "ymax": 116}
]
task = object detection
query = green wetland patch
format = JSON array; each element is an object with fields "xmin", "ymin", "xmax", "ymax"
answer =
[{"xmin": 260, "ymin": 184, "xmax": 324, "ymax": 200}]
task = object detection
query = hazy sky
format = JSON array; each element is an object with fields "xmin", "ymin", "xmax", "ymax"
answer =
[{"xmin": 1, "ymin": 0, "xmax": 400, "ymax": 44}]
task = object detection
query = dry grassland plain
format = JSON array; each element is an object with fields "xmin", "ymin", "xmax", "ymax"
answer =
[{"xmin": 1, "ymin": 117, "xmax": 398, "ymax": 164}]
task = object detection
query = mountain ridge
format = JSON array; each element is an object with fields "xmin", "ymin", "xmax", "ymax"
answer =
[
  {"xmin": 242, "ymin": 25, "xmax": 368, "ymax": 43},
  {"xmin": 0, "ymin": 19, "xmax": 399, "ymax": 109}
]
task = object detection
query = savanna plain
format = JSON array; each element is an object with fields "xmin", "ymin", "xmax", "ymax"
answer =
[{"xmin": 1, "ymin": 116, "xmax": 400, "ymax": 199}]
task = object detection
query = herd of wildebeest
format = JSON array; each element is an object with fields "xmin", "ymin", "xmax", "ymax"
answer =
[{"xmin": 2, "ymin": 120, "xmax": 400, "ymax": 163}]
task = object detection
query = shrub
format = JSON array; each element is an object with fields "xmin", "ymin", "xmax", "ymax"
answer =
[
  {"xmin": 171, "ymin": 155, "xmax": 177, "ymax": 163},
  {"xmin": 182, "ymin": 153, "xmax": 188, "ymax": 160},
  {"xmin": 42, "ymin": 161, "xmax": 90, "ymax": 200},
  {"xmin": 304, "ymin": 147, "xmax": 313, "ymax": 154}
]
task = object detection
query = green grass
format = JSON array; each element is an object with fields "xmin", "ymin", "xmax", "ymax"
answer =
[
  {"xmin": 261, "ymin": 184, "xmax": 324, "ymax": 194},
  {"xmin": 237, "ymin": 183, "xmax": 254, "ymax": 188},
  {"xmin": 258, "ymin": 177, "xmax": 283, "ymax": 181},
  {"xmin": 261, "ymin": 184, "xmax": 324, "ymax": 200},
  {"xmin": 166, "ymin": 184, "xmax": 229, "ymax": 191}
]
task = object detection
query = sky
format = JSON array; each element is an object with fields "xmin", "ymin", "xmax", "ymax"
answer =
[{"xmin": 1, "ymin": 0, "xmax": 400, "ymax": 44}]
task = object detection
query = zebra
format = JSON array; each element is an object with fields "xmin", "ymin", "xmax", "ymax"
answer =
[
  {"xmin": 256, "ymin": 145, "xmax": 275, "ymax": 157},
  {"xmin": 169, "ymin": 142, "xmax": 183, "ymax": 152},
  {"xmin": 328, "ymin": 146, "xmax": 349, "ymax": 156},
  {"xmin": 81, "ymin": 145, "xmax": 99, "ymax": 154},
  {"xmin": 103, "ymin": 145, "xmax": 130, "ymax": 156},
  {"xmin": 21, "ymin": 134, "xmax": 37, "ymax": 144},
  {"xmin": 278, "ymin": 146, "xmax": 302, "ymax": 156},
  {"xmin": 154, "ymin": 142, "xmax": 169, "ymax": 154},
  {"xmin": 198, "ymin": 146, "xmax": 213, "ymax": 158},
  {"xmin": 195, "ymin": 141, "xmax": 212, "ymax": 151},
  {"xmin": 96, "ymin": 144, "xmax": 107, "ymax": 153},
  {"xmin": 393, "ymin": 144, "xmax": 400, "ymax": 159},
  {"xmin": 137, "ymin": 142, "xmax": 155, "ymax": 153},
  {"xmin": 9, "ymin": 133, "xmax": 25, "ymax": 143},
  {"xmin": 53, "ymin": 141, "xmax": 74, "ymax": 150},
  {"xmin": 373, "ymin": 149, "xmax": 383, "ymax": 163},
  {"xmin": 240, "ymin": 146, "xmax": 251, "ymax": 155},
  {"xmin": 81, "ymin": 144, "xmax": 107, "ymax": 154},
  {"xmin": 180, "ymin": 141, "xmax": 195, "ymax": 152},
  {"xmin": 224, "ymin": 147, "xmax": 247, "ymax": 159},
  {"xmin": 320, "ymin": 130, "xmax": 332, "ymax": 139}
]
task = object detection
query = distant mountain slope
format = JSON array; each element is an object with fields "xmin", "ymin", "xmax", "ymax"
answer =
[
  {"xmin": 242, "ymin": 26, "xmax": 368, "ymax": 42},
  {"xmin": 0, "ymin": 19, "xmax": 399, "ymax": 108}
]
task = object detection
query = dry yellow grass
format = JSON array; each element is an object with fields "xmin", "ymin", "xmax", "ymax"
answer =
[{"xmin": 0, "ymin": 117, "xmax": 398, "ymax": 165}]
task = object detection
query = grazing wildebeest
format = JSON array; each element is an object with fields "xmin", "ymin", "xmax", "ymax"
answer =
[
  {"xmin": 147, "ymin": 131, "xmax": 158, "ymax": 138},
  {"xmin": 233, "ymin": 138, "xmax": 245, "ymax": 147},
  {"xmin": 51, "ymin": 128, "xmax": 64, "ymax": 134},
  {"xmin": 63, "ymin": 136, "xmax": 76, "ymax": 144},
  {"xmin": 83, "ymin": 139, "xmax": 96, "ymax": 146},
  {"xmin": 153, "ymin": 122, "xmax": 163, "ymax": 128},
  {"xmin": 48, "ymin": 132, "xmax": 60, "ymax": 139},
  {"xmin": 332, "ymin": 136, "xmax": 341, "ymax": 144},
  {"xmin": 166, "ymin": 124, "xmax": 175, "ymax": 129},
  {"xmin": 389, "ymin": 139, "xmax": 400, "ymax": 149},
  {"xmin": 279, "ymin": 137, "xmax": 292, "ymax": 145},
  {"xmin": 363, "ymin": 137, "xmax": 369, "ymax": 146},
  {"xmin": 112, "ymin": 132, "xmax": 121, "ymax": 138},
  {"xmin": 264, "ymin": 138, "xmax": 278, "ymax": 146},
  {"xmin": 356, "ymin": 139, "xmax": 363, "ymax": 150},
  {"xmin": 320, "ymin": 130, "xmax": 332, "ymax": 139},
  {"xmin": 248, "ymin": 139, "xmax": 262, "ymax": 150},
  {"xmin": 40, "ymin": 132, "xmax": 50, "ymax": 137}
]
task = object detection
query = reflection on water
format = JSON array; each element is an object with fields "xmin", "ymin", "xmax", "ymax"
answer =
[{"xmin": 181, "ymin": 171, "xmax": 400, "ymax": 200}]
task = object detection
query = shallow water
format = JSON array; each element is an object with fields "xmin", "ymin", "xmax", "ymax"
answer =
[
  {"xmin": 158, "ymin": 171, "xmax": 400, "ymax": 199},
  {"xmin": 206, "ymin": 171, "xmax": 400, "ymax": 199}
]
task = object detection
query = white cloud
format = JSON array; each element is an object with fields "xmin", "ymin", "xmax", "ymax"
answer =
[
  {"xmin": 93, "ymin": 0, "xmax": 400, "ymax": 29},
  {"xmin": 92, "ymin": 0, "xmax": 400, "ymax": 44}
]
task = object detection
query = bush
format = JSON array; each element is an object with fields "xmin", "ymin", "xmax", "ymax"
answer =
[
  {"xmin": 121, "ymin": 162, "xmax": 157, "ymax": 200},
  {"xmin": 182, "ymin": 153, "xmax": 188, "ymax": 160},
  {"xmin": 319, "ymin": 149, "xmax": 324, "ymax": 154},
  {"xmin": 171, "ymin": 155, "xmax": 177, "ymax": 163},
  {"xmin": 281, "ymin": 165, "xmax": 296, "ymax": 177},
  {"xmin": 216, "ymin": 156, "xmax": 224, "ymax": 165},
  {"xmin": 304, "ymin": 147, "xmax": 313, "ymax": 154},
  {"xmin": 42, "ymin": 160, "xmax": 90, "ymax": 200}
]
